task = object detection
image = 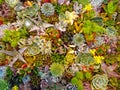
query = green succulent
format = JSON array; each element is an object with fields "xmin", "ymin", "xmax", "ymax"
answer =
[
  {"xmin": 0, "ymin": 79, "xmax": 8, "ymax": 90},
  {"xmin": 82, "ymin": 20, "xmax": 105, "ymax": 35},
  {"xmin": 91, "ymin": 74, "xmax": 108, "ymax": 90},
  {"xmin": 54, "ymin": 4, "xmax": 73, "ymax": 14},
  {"xmin": 2, "ymin": 30, "xmax": 21, "ymax": 47},
  {"xmin": 72, "ymin": 0, "xmax": 89, "ymax": 6},
  {"xmin": 71, "ymin": 77, "xmax": 84, "ymax": 90},
  {"xmin": 73, "ymin": 33, "xmax": 85, "ymax": 46},
  {"xmin": 51, "ymin": 53, "xmax": 65, "ymax": 63},
  {"xmin": 41, "ymin": 3, "xmax": 55, "ymax": 16},
  {"xmin": 2, "ymin": 28, "xmax": 28, "ymax": 47},
  {"xmin": 76, "ymin": 53, "xmax": 94, "ymax": 66},
  {"xmin": 104, "ymin": 0, "xmax": 118, "ymax": 15},
  {"xmin": 105, "ymin": 27, "xmax": 117, "ymax": 37},
  {"xmin": 50, "ymin": 63, "xmax": 65, "ymax": 77},
  {"xmin": 25, "ymin": 4, "xmax": 40, "ymax": 17},
  {"xmin": 5, "ymin": 0, "xmax": 19, "ymax": 8}
]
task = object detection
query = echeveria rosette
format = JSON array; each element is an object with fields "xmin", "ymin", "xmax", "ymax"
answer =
[
  {"xmin": 50, "ymin": 63, "xmax": 65, "ymax": 77},
  {"xmin": 91, "ymin": 74, "xmax": 108, "ymax": 90},
  {"xmin": 73, "ymin": 33, "xmax": 85, "ymax": 46},
  {"xmin": 41, "ymin": 3, "xmax": 55, "ymax": 16}
]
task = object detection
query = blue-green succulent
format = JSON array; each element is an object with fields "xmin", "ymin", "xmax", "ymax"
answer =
[
  {"xmin": 41, "ymin": 3, "xmax": 55, "ymax": 16},
  {"xmin": 73, "ymin": 33, "xmax": 85, "ymax": 46}
]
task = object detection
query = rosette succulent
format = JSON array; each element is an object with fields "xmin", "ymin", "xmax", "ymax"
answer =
[
  {"xmin": 50, "ymin": 63, "xmax": 65, "ymax": 77},
  {"xmin": 5, "ymin": 0, "xmax": 19, "ymax": 8},
  {"xmin": 105, "ymin": 27, "xmax": 117, "ymax": 37},
  {"xmin": 94, "ymin": 36, "xmax": 105, "ymax": 47},
  {"xmin": 41, "ymin": 3, "xmax": 55, "ymax": 16},
  {"xmin": 73, "ymin": 33, "xmax": 85, "ymax": 46},
  {"xmin": 75, "ymin": 53, "xmax": 94, "ymax": 66},
  {"xmin": 91, "ymin": 74, "xmax": 108, "ymax": 90},
  {"xmin": 26, "ymin": 44, "xmax": 41, "ymax": 56}
]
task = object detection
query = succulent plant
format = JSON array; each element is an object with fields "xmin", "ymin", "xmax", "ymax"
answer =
[
  {"xmin": 50, "ymin": 63, "xmax": 65, "ymax": 77},
  {"xmin": 94, "ymin": 36, "xmax": 105, "ymax": 47},
  {"xmin": 75, "ymin": 53, "xmax": 94, "ymax": 66},
  {"xmin": 105, "ymin": 27, "xmax": 117, "ymax": 37},
  {"xmin": 5, "ymin": 0, "xmax": 19, "ymax": 8},
  {"xmin": 39, "ymin": 40, "xmax": 52, "ymax": 55},
  {"xmin": 91, "ymin": 74, "xmax": 108, "ymax": 90},
  {"xmin": 26, "ymin": 44, "xmax": 41, "ymax": 56},
  {"xmin": 41, "ymin": 3, "xmax": 55, "ymax": 16},
  {"xmin": 73, "ymin": 33, "xmax": 85, "ymax": 46},
  {"xmin": 73, "ymin": 2, "xmax": 82, "ymax": 14},
  {"xmin": 90, "ymin": 0, "xmax": 104, "ymax": 9},
  {"xmin": 0, "ymin": 79, "xmax": 8, "ymax": 90}
]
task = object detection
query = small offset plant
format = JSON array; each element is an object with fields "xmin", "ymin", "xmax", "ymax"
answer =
[{"xmin": 50, "ymin": 63, "xmax": 65, "ymax": 77}]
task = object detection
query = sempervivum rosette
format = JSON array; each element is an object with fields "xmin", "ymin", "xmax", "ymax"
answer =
[
  {"xmin": 91, "ymin": 74, "xmax": 108, "ymax": 90},
  {"xmin": 41, "ymin": 3, "xmax": 55, "ymax": 16}
]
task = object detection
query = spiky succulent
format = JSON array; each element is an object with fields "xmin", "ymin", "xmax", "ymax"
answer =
[
  {"xmin": 73, "ymin": 33, "xmax": 85, "ymax": 46},
  {"xmin": 76, "ymin": 53, "xmax": 94, "ymax": 66},
  {"xmin": 91, "ymin": 74, "xmax": 108, "ymax": 90},
  {"xmin": 50, "ymin": 63, "xmax": 65, "ymax": 77},
  {"xmin": 41, "ymin": 3, "xmax": 55, "ymax": 16},
  {"xmin": 0, "ymin": 79, "xmax": 8, "ymax": 90}
]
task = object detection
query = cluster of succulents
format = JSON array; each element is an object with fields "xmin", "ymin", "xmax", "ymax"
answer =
[{"xmin": 0, "ymin": 0, "xmax": 119, "ymax": 89}]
